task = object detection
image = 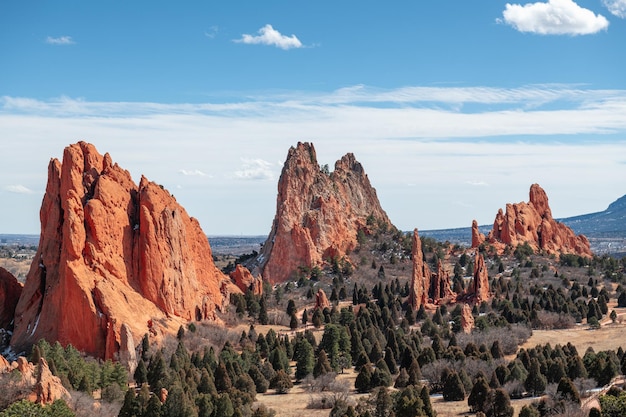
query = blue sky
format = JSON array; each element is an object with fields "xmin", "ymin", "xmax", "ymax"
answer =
[{"xmin": 1, "ymin": 0, "xmax": 626, "ymax": 235}]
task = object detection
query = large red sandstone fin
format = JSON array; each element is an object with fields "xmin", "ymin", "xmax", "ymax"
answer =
[{"xmin": 11, "ymin": 142, "xmax": 233, "ymax": 359}]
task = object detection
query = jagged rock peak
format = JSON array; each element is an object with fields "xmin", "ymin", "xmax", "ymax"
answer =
[
  {"xmin": 474, "ymin": 183, "xmax": 592, "ymax": 258},
  {"xmin": 11, "ymin": 141, "xmax": 237, "ymax": 359},
  {"xmin": 255, "ymin": 142, "xmax": 392, "ymax": 283}
]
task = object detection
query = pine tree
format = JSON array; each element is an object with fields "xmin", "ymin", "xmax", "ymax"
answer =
[
  {"xmin": 490, "ymin": 388, "xmax": 514, "ymax": 417},
  {"xmin": 443, "ymin": 370, "xmax": 466, "ymax": 401},
  {"xmin": 294, "ymin": 338, "xmax": 314, "ymax": 380},
  {"xmin": 355, "ymin": 363, "xmax": 373, "ymax": 393},
  {"xmin": 468, "ymin": 376, "xmax": 490, "ymax": 413},
  {"xmin": 524, "ymin": 358, "xmax": 547, "ymax": 396},
  {"xmin": 286, "ymin": 299, "xmax": 297, "ymax": 316},
  {"xmin": 556, "ymin": 376, "xmax": 580, "ymax": 404},
  {"xmin": 313, "ymin": 349, "xmax": 332, "ymax": 378},
  {"xmin": 134, "ymin": 359, "xmax": 148, "ymax": 385}
]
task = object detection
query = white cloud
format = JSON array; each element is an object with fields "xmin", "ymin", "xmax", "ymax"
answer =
[
  {"xmin": 498, "ymin": 0, "xmax": 609, "ymax": 35},
  {"xmin": 603, "ymin": 0, "xmax": 626, "ymax": 17},
  {"xmin": 234, "ymin": 24, "xmax": 302, "ymax": 50},
  {"xmin": 4, "ymin": 185, "xmax": 34, "ymax": 194},
  {"xmin": 234, "ymin": 158, "xmax": 275, "ymax": 180},
  {"xmin": 45, "ymin": 36, "xmax": 75, "ymax": 45},
  {"xmin": 179, "ymin": 169, "xmax": 207, "ymax": 176},
  {"xmin": 466, "ymin": 181, "xmax": 489, "ymax": 186}
]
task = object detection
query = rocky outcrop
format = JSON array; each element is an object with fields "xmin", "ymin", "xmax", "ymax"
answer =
[
  {"xmin": 471, "ymin": 220, "xmax": 485, "ymax": 248},
  {"xmin": 0, "ymin": 356, "xmax": 69, "ymax": 405},
  {"xmin": 468, "ymin": 252, "xmax": 490, "ymax": 302},
  {"xmin": 460, "ymin": 304, "xmax": 475, "ymax": 334},
  {"xmin": 0, "ymin": 267, "xmax": 22, "ymax": 329},
  {"xmin": 315, "ymin": 289, "xmax": 331, "ymax": 310},
  {"xmin": 11, "ymin": 142, "xmax": 237, "ymax": 359},
  {"xmin": 408, "ymin": 229, "xmax": 431, "ymax": 310},
  {"xmin": 474, "ymin": 184, "xmax": 592, "ymax": 258},
  {"xmin": 255, "ymin": 142, "xmax": 391, "ymax": 283},
  {"xmin": 33, "ymin": 357, "xmax": 70, "ymax": 405},
  {"xmin": 431, "ymin": 260, "xmax": 454, "ymax": 304},
  {"xmin": 230, "ymin": 265, "xmax": 263, "ymax": 296}
]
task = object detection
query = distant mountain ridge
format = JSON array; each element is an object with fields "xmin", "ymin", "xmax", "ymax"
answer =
[{"xmin": 560, "ymin": 194, "xmax": 626, "ymax": 237}]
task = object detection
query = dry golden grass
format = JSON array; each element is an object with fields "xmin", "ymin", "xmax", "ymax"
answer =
[
  {"xmin": 0, "ymin": 258, "xmax": 32, "ymax": 282},
  {"xmin": 522, "ymin": 307, "xmax": 626, "ymax": 354}
]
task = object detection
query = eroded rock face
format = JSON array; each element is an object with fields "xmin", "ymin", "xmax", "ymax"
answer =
[
  {"xmin": 431, "ymin": 260, "xmax": 454, "ymax": 303},
  {"xmin": 468, "ymin": 252, "xmax": 490, "ymax": 302},
  {"xmin": 471, "ymin": 220, "xmax": 485, "ymax": 249},
  {"xmin": 0, "ymin": 267, "xmax": 22, "ymax": 329},
  {"xmin": 230, "ymin": 265, "xmax": 263, "ymax": 296},
  {"xmin": 11, "ymin": 142, "xmax": 235, "ymax": 359},
  {"xmin": 475, "ymin": 184, "xmax": 592, "ymax": 258},
  {"xmin": 34, "ymin": 357, "xmax": 70, "ymax": 405},
  {"xmin": 460, "ymin": 304, "xmax": 475, "ymax": 334},
  {"xmin": 255, "ymin": 142, "xmax": 391, "ymax": 283},
  {"xmin": 0, "ymin": 357, "xmax": 69, "ymax": 405},
  {"xmin": 408, "ymin": 229, "xmax": 431, "ymax": 310}
]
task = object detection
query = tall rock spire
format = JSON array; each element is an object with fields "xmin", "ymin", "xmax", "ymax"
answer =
[{"xmin": 255, "ymin": 142, "xmax": 391, "ymax": 283}]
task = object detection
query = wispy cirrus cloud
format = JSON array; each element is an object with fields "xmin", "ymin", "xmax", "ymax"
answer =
[
  {"xmin": 45, "ymin": 35, "xmax": 75, "ymax": 45},
  {"xmin": 4, "ymin": 185, "xmax": 35, "ymax": 194},
  {"xmin": 234, "ymin": 158, "xmax": 275, "ymax": 180},
  {"xmin": 498, "ymin": 0, "xmax": 609, "ymax": 35},
  {"xmin": 179, "ymin": 169, "xmax": 208, "ymax": 177},
  {"xmin": 234, "ymin": 24, "xmax": 303, "ymax": 50},
  {"xmin": 603, "ymin": 0, "xmax": 626, "ymax": 18}
]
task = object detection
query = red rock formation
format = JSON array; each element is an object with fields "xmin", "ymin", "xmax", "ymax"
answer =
[
  {"xmin": 431, "ymin": 260, "xmax": 454, "ymax": 304},
  {"xmin": 11, "ymin": 142, "xmax": 236, "ymax": 359},
  {"xmin": 230, "ymin": 264, "xmax": 263, "ymax": 296},
  {"xmin": 0, "ymin": 267, "xmax": 22, "ymax": 329},
  {"xmin": 0, "ymin": 357, "xmax": 69, "ymax": 405},
  {"xmin": 469, "ymin": 252, "xmax": 490, "ymax": 302},
  {"xmin": 315, "ymin": 288, "xmax": 331, "ymax": 310},
  {"xmin": 33, "ymin": 358, "xmax": 70, "ymax": 405},
  {"xmin": 471, "ymin": 220, "xmax": 485, "ymax": 248},
  {"xmin": 460, "ymin": 304, "xmax": 475, "ymax": 334},
  {"xmin": 256, "ymin": 142, "xmax": 391, "ymax": 283},
  {"xmin": 476, "ymin": 184, "xmax": 592, "ymax": 258},
  {"xmin": 408, "ymin": 229, "xmax": 431, "ymax": 310}
]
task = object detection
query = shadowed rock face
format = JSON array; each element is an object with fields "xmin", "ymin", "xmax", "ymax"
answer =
[
  {"xmin": 473, "ymin": 184, "xmax": 592, "ymax": 258},
  {"xmin": 0, "ymin": 267, "xmax": 22, "ymax": 329},
  {"xmin": 11, "ymin": 142, "xmax": 236, "ymax": 359},
  {"xmin": 256, "ymin": 142, "xmax": 391, "ymax": 283}
]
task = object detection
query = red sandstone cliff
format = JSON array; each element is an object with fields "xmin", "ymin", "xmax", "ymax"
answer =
[
  {"xmin": 256, "ymin": 142, "xmax": 391, "ymax": 283},
  {"xmin": 11, "ymin": 142, "xmax": 236, "ymax": 359},
  {"xmin": 0, "ymin": 267, "xmax": 22, "ymax": 329},
  {"xmin": 472, "ymin": 184, "xmax": 592, "ymax": 258}
]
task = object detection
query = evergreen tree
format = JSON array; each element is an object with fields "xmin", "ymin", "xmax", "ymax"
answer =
[
  {"xmin": 374, "ymin": 387, "xmax": 393, "ymax": 417},
  {"xmin": 524, "ymin": 358, "xmax": 547, "ymax": 396},
  {"xmin": 355, "ymin": 363, "xmax": 374, "ymax": 393},
  {"xmin": 286, "ymin": 299, "xmax": 297, "ymax": 316},
  {"xmin": 443, "ymin": 370, "xmax": 466, "ymax": 401},
  {"xmin": 556, "ymin": 377, "xmax": 580, "ymax": 404},
  {"xmin": 289, "ymin": 313, "xmax": 298, "ymax": 330},
  {"xmin": 420, "ymin": 385, "xmax": 435, "ymax": 417},
  {"xmin": 258, "ymin": 297, "xmax": 269, "ymax": 325},
  {"xmin": 490, "ymin": 388, "xmax": 514, "ymax": 417},
  {"xmin": 468, "ymin": 376, "xmax": 490, "ymax": 413},
  {"xmin": 313, "ymin": 349, "xmax": 332, "ymax": 378},
  {"xmin": 301, "ymin": 308, "xmax": 308, "ymax": 327},
  {"xmin": 294, "ymin": 338, "xmax": 315, "ymax": 380}
]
